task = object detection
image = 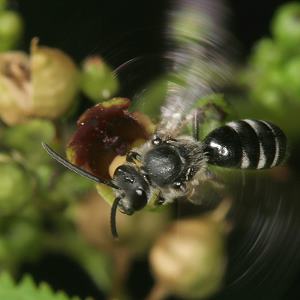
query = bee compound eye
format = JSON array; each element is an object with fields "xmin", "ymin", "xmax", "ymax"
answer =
[
  {"xmin": 132, "ymin": 188, "xmax": 148, "ymax": 211},
  {"xmin": 136, "ymin": 188, "xmax": 143, "ymax": 196}
]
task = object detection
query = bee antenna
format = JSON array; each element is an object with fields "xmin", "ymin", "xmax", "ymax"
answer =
[
  {"xmin": 42, "ymin": 142, "xmax": 119, "ymax": 189},
  {"xmin": 111, "ymin": 196, "xmax": 122, "ymax": 239}
]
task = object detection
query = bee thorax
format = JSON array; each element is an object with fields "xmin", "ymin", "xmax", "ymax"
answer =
[
  {"xmin": 143, "ymin": 145, "xmax": 184, "ymax": 186},
  {"xmin": 142, "ymin": 137, "xmax": 206, "ymax": 189}
]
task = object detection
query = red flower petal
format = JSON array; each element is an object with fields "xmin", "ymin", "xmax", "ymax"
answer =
[{"xmin": 67, "ymin": 98, "xmax": 151, "ymax": 180}]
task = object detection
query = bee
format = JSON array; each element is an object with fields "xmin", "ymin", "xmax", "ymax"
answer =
[{"xmin": 42, "ymin": 0, "xmax": 287, "ymax": 238}]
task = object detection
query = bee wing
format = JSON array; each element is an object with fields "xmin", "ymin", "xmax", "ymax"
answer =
[{"xmin": 157, "ymin": 0, "xmax": 232, "ymax": 136}]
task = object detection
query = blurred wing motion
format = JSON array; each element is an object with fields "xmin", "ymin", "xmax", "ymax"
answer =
[{"xmin": 158, "ymin": 0, "xmax": 232, "ymax": 136}]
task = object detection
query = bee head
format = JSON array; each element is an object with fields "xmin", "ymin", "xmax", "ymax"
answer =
[
  {"xmin": 41, "ymin": 143, "xmax": 149, "ymax": 239},
  {"xmin": 113, "ymin": 165, "xmax": 149, "ymax": 214},
  {"xmin": 109, "ymin": 165, "xmax": 150, "ymax": 238}
]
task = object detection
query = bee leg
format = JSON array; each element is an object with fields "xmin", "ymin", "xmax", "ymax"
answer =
[
  {"xmin": 140, "ymin": 166, "xmax": 152, "ymax": 184},
  {"xmin": 192, "ymin": 103, "xmax": 228, "ymax": 141},
  {"xmin": 186, "ymin": 167, "xmax": 196, "ymax": 181},
  {"xmin": 126, "ymin": 151, "xmax": 141, "ymax": 163},
  {"xmin": 209, "ymin": 103, "xmax": 227, "ymax": 121}
]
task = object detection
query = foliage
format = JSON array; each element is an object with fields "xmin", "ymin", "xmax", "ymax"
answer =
[
  {"xmin": 237, "ymin": 2, "xmax": 300, "ymax": 138},
  {"xmin": 0, "ymin": 272, "xmax": 82, "ymax": 300}
]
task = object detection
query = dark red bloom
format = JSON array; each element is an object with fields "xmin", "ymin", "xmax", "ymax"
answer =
[{"xmin": 67, "ymin": 98, "xmax": 152, "ymax": 180}]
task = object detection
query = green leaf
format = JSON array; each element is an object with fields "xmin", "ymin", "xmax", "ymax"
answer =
[
  {"xmin": 0, "ymin": 272, "xmax": 14, "ymax": 288},
  {"xmin": 0, "ymin": 272, "xmax": 83, "ymax": 300}
]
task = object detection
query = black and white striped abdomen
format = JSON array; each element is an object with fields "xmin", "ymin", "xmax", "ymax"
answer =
[{"xmin": 203, "ymin": 119, "xmax": 287, "ymax": 169}]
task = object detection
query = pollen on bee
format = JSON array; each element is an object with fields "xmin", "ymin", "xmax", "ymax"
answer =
[
  {"xmin": 132, "ymin": 138, "xmax": 146, "ymax": 148},
  {"xmin": 109, "ymin": 155, "xmax": 127, "ymax": 178}
]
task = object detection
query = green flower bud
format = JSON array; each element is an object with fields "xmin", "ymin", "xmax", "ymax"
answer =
[
  {"xmin": 249, "ymin": 38, "xmax": 283, "ymax": 69},
  {"xmin": 2, "ymin": 119, "xmax": 55, "ymax": 164},
  {"xmin": 1, "ymin": 118, "xmax": 55, "ymax": 186},
  {"xmin": 271, "ymin": 2, "xmax": 300, "ymax": 52},
  {"xmin": 150, "ymin": 209, "xmax": 229, "ymax": 299},
  {"xmin": 250, "ymin": 66, "xmax": 283, "ymax": 104},
  {"xmin": 0, "ymin": 39, "xmax": 79, "ymax": 125},
  {"xmin": 283, "ymin": 56, "xmax": 300, "ymax": 98},
  {"xmin": 252, "ymin": 86, "xmax": 283, "ymax": 113},
  {"xmin": 34, "ymin": 163, "xmax": 54, "ymax": 189},
  {"xmin": 0, "ymin": 158, "xmax": 34, "ymax": 214},
  {"xmin": 0, "ymin": 10, "xmax": 23, "ymax": 52},
  {"xmin": 31, "ymin": 39, "xmax": 80, "ymax": 118},
  {"xmin": 81, "ymin": 56, "xmax": 119, "ymax": 102}
]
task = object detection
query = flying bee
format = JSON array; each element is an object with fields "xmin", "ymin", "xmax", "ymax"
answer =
[
  {"xmin": 42, "ymin": 0, "xmax": 287, "ymax": 238},
  {"xmin": 42, "ymin": 116, "xmax": 287, "ymax": 237}
]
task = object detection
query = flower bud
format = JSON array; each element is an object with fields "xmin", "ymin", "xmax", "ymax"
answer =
[
  {"xmin": 249, "ymin": 38, "xmax": 283, "ymax": 70},
  {"xmin": 0, "ymin": 51, "xmax": 30, "ymax": 124},
  {"xmin": 30, "ymin": 39, "xmax": 80, "ymax": 118},
  {"xmin": 81, "ymin": 56, "xmax": 119, "ymax": 102},
  {"xmin": 248, "ymin": 72, "xmax": 284, "ymax": 113},
  {"xmin": 272, "ymin": 2, "xmax": 300, "ymax": 52},
  {"xmin": 0, "ymin": 156, "xmax": 34, "ymax": 214},
  {"xmin": 0, "ymin": 9, "xmax": 23, "ymax": 52},
  {"xmin": 150, "ymin": 206, "xmax": 229, "ymax": 299},
  {"xmin": 2, "ymin": 119, "xmax": 55, "ymax": 164},
  {"xmin": 0, "ymin": 39, "xmax": 79, "ymax": 125},
  {"xmin": 283, "ymin": 56, "xmax": 300, "ymax": 98}
]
